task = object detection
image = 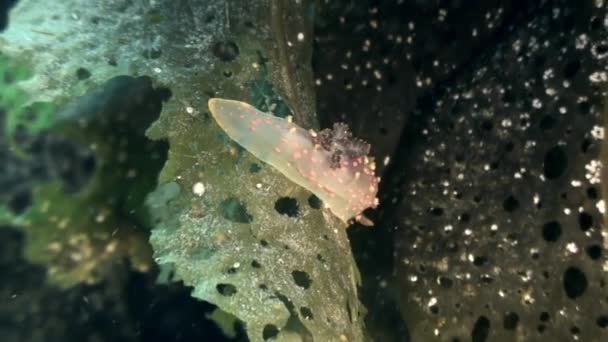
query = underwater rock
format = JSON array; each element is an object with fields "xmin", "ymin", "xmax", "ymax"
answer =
[
  {"xmin": 384, "ymin": 1, "xmax": 608, "ymax": 341},
  {"xmin": 124, "ymin": 1, "xmax": 362, "ymax": 341},
  {"xmin": 313, "ymin": 1, "xmax": 552, "ymax": 340},
  {"xmin": 314, "ymin": 0, "xmax": 546, "ymax": 176}
]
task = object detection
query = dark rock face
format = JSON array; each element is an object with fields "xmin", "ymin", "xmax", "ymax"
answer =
[
  {"xmin": 316, "ymin": 0, "xmax": 607, "ymax": 341},
  {"xmin": 0, "ymin": 0, "xmax": 17, "ymax": 31},
  {"xmin": 314, "ymin": 0, "xmax": 546, "ymax": 175}
]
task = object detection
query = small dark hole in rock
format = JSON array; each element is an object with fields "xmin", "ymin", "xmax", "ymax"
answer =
[
  {"xmin": 586, "ymin": 244, "xmax": 602, "ymax": 260},
  {"xmin": 597, "ymin": 315, "xmax": 608, "ymax": 328},
  {"xmin": 587, "ymin": 187, "xmax": 599, "ymax": 199},
  {"xmin": 204, "ymin": 14, "xmax": 215, "ymax": 23},
  {"xmin": 594, "ymin": 44, "xmax": 608, "ymax": 55},
  {"xmin": 308, "ymin": 194, "xmax": 322, "ymax": 209},
  {"xmin": 578, "ymin": 212, "xmax": 593, "ymax": 231},
  {"xmin": 429, "ymin": 207, "xmax": 444, "ymax": 216},
  {"xmin": 260, "ymin": 239, "xmax": 268, "ymax": 247},
  {"xmin": 473, "ymin": 256, "xmax": 488, "ymax": 267},
  {"xmin": 543, "ymin": 146, "xmax": 567, "ymax": 179},
  {"xmin": 502, "ymin": 195, "xmax": 519, "ymax": 212},
  {"xmin": 76, "ymin": 67, "xmax": 91, "ymax": 80},
  {"xmin": 275, "ymin": 197, "xmax": 299, "ymax": 217},
  {"xmin": 251, "ymin": 260, "xmax": 262, "ymax": 268},
  {"xmin": 563, "ymin": 267, "xmax": 587, "ymax": 299},
  {"xmin": 292, "ymin": 270, "xmax": 312, "ymax": 289},
  {"xmin": 458, "ymin": 212, "xmax": 470, "ymax": 223},
  {"xmin": 216, "ymin": 283, "xmax": 237, "ymax": 296},
  {"xmin": 220, "ymin": 197, "xmax": 252, "ymax": 223},
  {"xmin": 213, "ymin": 41, "xmax": 240, "ymax": 62},
  {"xmin": 580, "ymin": 137, "xmax": 592, "ymax": 153},
  {"xmin": 539, "ymin": 312, "xmax": 549, "ymax": 322},
  {"xmin": 471, "ymin": 316, "xmax": 490, "ymax": 342},
  {"xmin": 249, "ymin": 163, "xmax": 261, "ymax": 173},
  {"xmin": 439, "ymin": 276, "xmax": 453, "ymax": 288},
  {"xmin": 300, "ymin": 307, "xmax": 314, "ymax": 320},
  {"xmin": 542, "ymin": 221, "xmax": 562, "ymax": 242},
  {"xmin": 262, "ymin": 324, "xmax": 279, "ymax": 340}
]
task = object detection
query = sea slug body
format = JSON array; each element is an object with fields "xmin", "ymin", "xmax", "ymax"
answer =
[{"xmin": 208, "ymin": 98, "xmax": 379, "ymax": 225}]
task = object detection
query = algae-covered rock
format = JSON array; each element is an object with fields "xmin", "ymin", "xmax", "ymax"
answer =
[
  {"xmin": 145, "ymin": 1, "xmax": 364, "ymax": 341},
  {"xmin": 2, "ymin": 0, "xmax": 365, "ymax": 340},
  {"xmin": 1, "ymin": 63, "xmax": 168, "ymax": 286}
]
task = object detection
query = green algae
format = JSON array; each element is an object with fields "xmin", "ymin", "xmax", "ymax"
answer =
[
  {"xmin": 1, "ymin": 57, "xmax": 166, "ymax": 287},
  {"xmin": 12, "ymin": 181, "xmax": 154, "ymax": 287},
  {"xmin": 0, "ymin": 54, "xmax": 54, "ymax": 140}
]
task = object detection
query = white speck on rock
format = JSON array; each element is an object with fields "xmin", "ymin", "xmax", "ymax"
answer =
[{"xmin": 192, "ymin": 182, "xmax": 205, "ymax": 196}]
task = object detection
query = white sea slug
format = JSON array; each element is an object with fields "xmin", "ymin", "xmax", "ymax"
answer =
[{"xmin": 208, "ymin": 98, "xmax": 379, "ymax": 225}]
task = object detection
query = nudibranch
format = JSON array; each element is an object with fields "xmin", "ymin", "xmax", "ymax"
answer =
[{"xmin": 208, "ymin": 98, "xmax": 379, "ymax": 225}]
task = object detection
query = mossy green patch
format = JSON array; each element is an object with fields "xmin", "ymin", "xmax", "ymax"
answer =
[
  {"xmin": 13, "ymin": 181, "xmax": 153, "ymax": 287},
  {"xmin": 0, "ymin": 54, "xmax": 54, "ymax": 140},
  {"xmin": 1, "ymin": 72, "xmax": 167, "ymax": 287}
]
